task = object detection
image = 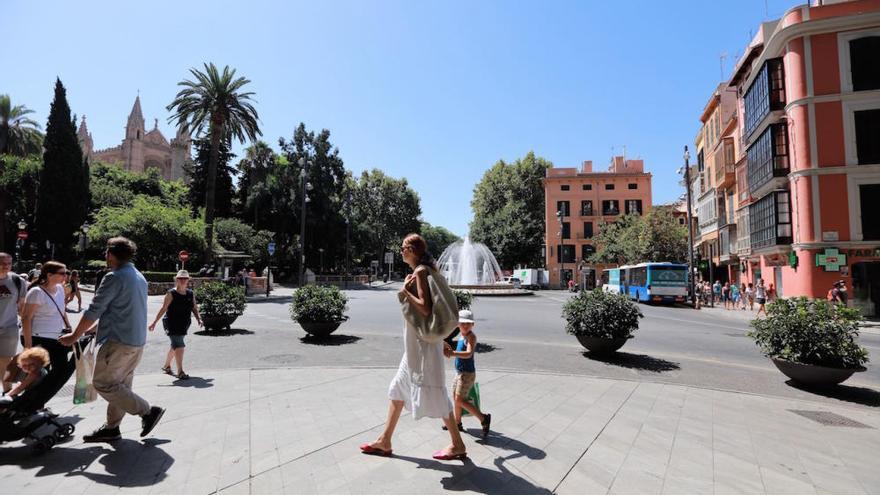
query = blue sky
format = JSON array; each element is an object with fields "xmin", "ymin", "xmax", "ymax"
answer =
[{"xmin": 6, "ymin": 0, "xmax": 797, "ymax": 236}]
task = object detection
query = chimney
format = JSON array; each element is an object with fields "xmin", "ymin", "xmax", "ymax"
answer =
[{"xmin": 581, "ymin": 160, "xmax": 593, "ymax": 173}]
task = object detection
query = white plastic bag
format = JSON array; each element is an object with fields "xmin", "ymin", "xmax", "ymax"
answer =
[{"xmin": 73, "ymin": 338, "xmax": 98, "ymax": 404}]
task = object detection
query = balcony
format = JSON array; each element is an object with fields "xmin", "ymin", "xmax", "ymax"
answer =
[
  {"xmin": 744, "ymin": 58, "xmax": 786, "ymax": 138},
  {"xmin": 735, "ymin": 208, "xmax": 751, "ymax": 256},
  {"xmin": 719, "ymin": 224, "xmax": 738, "ymax": 263},
  {"xmin": 714, "ymin": 138, "xmax": 736, "ymax": 189},
  {"xmin": 748, "ymin": 123, "xmax": 790, "ymax": 199},
  {"xmin": 749, "ymin": 190, "xmax": 793, "ymax": 252}
]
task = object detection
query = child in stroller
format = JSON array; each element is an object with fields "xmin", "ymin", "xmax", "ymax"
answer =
[{"xmin": 1, "ymin": 344, "xmax": 80, "ymax": 454}]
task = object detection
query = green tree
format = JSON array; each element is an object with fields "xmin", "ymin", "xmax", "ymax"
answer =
[
  {"xmin": 236, "ymin": 140, "xmax": 276, "ymax": 229},
  {"xmin": 470, "ymin": 151, "xmax": 551, "ymax": 268},
  {"xmin": 186, "ymin": 137, "xmax": 237, "ymax": 218},
  {"xmin": 351, "ymin": 169, "xmax": 422, "ymax": 270},
  {"xmin": 36, "ymin": 79, "xmax": 90, "ymax": 257},
  {"xmin": 420, "ymin": 222, "xmax": 460, "ymax": 258},
  {"xmin": 590, "ymin": 214, "xmax": 642, "ymax": 265},
  {"xmin": 166, "ymin": 63, "xmax": 261, "ymax": 261},
  {"xmin": 214, "ymin": 217, "xmax": 274, "ymax": 270},
  {"xmin": 88, "ymin": 196, "xmax": 206, "ymax": 270},
  {"xmin": 590, "ymin": 209, "xmax": 687, "ymax": 265},
  {"xmin": 89, "ymin": 162, "xmax": 187, "ymax": 211},
  {"xmin": 0, "ymin": 94, "xmax": 43, "ymax": 157},
  {"xmin": 0, "ymin": 154, "xmax": 41, "ymax": 252}
]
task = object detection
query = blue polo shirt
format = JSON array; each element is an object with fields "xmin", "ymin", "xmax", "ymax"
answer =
[{"xmin": 84, "ymin": 263, "xmax": 148, "ymax": 347}]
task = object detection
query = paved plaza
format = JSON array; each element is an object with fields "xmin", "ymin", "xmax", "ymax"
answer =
[{"xmin": 2, "ymin": 367, "xmax": 879, "ymax": 494}]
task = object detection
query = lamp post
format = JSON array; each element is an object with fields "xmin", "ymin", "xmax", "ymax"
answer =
[
  {"xmin": 80, "ymin": 222, "xmax": 90, "ymax": 268},
  {"xmin": 16, "ymin": 219, "xmax": 27, "ymax": 272},
  {"xmin": 682, "ymin": 146, "xmax": 698, "ymax": 309},
  {"xmin": 298, "ymin": 157, "xmax": 313, "ymax": 287},
  {"xmin": 557, "ymin": 209, "xmax": 565, "ymax": 289}
]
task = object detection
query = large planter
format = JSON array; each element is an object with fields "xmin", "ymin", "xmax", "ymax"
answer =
[
  {"xmin": 771, "ymin": 358, "xmax": 866, "ymax": 387},
  {"xmin": 576, "ymin": 335, "xmax": 632, "ymax": 355},
  {"xmin": 202, "ymin": 315, "xmax": 239, "ymax": 331},
  {"xmin": 298, "ymin": 317, "xmax": 348, "ymax": 337}
]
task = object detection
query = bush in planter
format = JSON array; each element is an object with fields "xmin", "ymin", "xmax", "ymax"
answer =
[
  {"xmin": 747, "ymin": 297, "xmax": 869, "ymax": 369},
  {"xmin": 290, "ymin": 285, "xmax": 348, "ymax": 323},
  {"xmin": 453, "ymin": 289, "xmax": 472, "ymax": 311},
  {"xmin": 563, "ymin": 288, "xmax": 642, "ymax": 339},
  {"xmin": 195, "ymin": 281, "xmax": 247, "ymax": 319}
]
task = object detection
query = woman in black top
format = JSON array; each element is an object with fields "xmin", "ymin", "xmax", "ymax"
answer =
[{"xmin": 149, "ymin": 270, "xmax": 202, "ymax": 379}]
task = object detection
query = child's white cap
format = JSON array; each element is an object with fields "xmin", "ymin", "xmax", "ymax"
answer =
[
  {"xmin": 458, "ymin": 309, "xmax": 475, "ymax": 323},
  {"xmin": 175, "ymin": 270, "xmax": 191, "ymax": 279}
]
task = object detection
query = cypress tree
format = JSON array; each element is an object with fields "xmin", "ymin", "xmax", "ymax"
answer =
[
  {"xmin": 36, "ymin": 78, "xmax": 89, "ymax": 257},
  {"xmin": 186, "ymin": 137, "xmax": 237, "ymax": 219}
]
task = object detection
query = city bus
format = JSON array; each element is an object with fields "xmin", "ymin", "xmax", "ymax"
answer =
[
  {"xmin": 622, "ymin": 262, "xmax": 688, "ymax": 303},
  {"xmin": 601, "ymin": 267, "xmax": 623, "ymax": 294}
]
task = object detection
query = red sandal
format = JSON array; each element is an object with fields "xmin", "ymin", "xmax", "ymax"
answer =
[
  {"xmin": 360, "ymin": 443, "xmax": 393, "ymax": 456},
  {"xmin": 432, "ymin": 450, "xmax": 467, "ymax": 460}
]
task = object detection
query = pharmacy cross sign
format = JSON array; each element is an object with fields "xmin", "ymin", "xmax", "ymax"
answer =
[{"xmin": 816, "ymin": 248, "xmax": 847, "ymax": 272}]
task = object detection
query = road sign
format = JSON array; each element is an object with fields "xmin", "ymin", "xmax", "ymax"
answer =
[
  {"xmin": 17, "ymin": 231, "xmax": 28, "ymax": 240},
  {"xmin": 370, "ymin": 260, "xmax": 379, "ymax": 268},
  {"xmin": 267, "ymin": 242, "xmax": 276, "ymax": 255},
  {"xmin": 384, "ymin": 252, "xmax": 394, "ymax": 264},
  {"xmin": 179, "ymin": 250, "xmax": 190, "ymax": 262}
]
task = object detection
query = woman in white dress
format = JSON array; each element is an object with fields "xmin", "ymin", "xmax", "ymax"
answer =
[{"xmin": 360, "ymin": 234, "xmax": 467, "ymax": 460}]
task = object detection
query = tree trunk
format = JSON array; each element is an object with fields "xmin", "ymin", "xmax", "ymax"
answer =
[{"xmin": 204, "ymin": 120, "xmax": 222, "ymax": 262}]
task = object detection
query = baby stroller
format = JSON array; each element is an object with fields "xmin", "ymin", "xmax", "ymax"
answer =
[{"xmin": 0, "ymin": 336, "xmax": 91, "ymax": 454}]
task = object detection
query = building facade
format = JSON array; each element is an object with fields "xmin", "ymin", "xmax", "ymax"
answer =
[
  {"xmin": 543, "ymin": 157, "xmax": 653, "ymax": 288},
  {"xmin": 77, "ymin": 95, "xmax": 191, "ymax": 181},
  {"xmin": 710, "ymin": 0, "xmax": 880, "ymax": 315}
]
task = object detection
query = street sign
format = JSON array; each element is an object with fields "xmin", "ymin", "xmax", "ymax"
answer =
[
  {"xmin": 178, "ymin": 250, "xmax": 190, "ymax": 262},
  {"xmin": 384, "ymin": 252, "xmax": 394, "ymax": 264},
  {"xmin": 370, "ymin": 260, "xmax": 379, "ymax": 268},
  {"xmin": 17, "ymin": 231, "xmax": 28, "ymax": 240},
  {"xmin": 267, "ymin": 242, "xmax": 276, "ymax": 255}
]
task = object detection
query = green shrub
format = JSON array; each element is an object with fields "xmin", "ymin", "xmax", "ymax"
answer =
[
  {"xmin": 142, "ymin": 271, "xmax": 177, "ymax": 283},
  {"xmin": 453, "ymin": 289, "xmax": 473, "ymax": 311},
  {"xmin": 290, "ymin": 285, "xmax": 348, "ymax": 322},
  {"xmin": 195, "ymin": 281, "xmax": 247, "ymax": 318},
  {"xmin": 562, "ymin": 288, "xmax": 642, "ymax": 339},
  {"xmin": 748, "ymin": 297, "xmax": 869, "ymax": 369}
]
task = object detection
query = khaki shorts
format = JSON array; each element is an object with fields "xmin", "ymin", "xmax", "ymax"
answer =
[{"xmin": 452, "ymin": 372, "xmax": 476, "ymax": 399}]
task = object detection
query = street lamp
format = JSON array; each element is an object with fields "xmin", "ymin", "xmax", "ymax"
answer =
[
  {"xmin": 557, "ymin": 209, "xmax": 565, "ymax": 289},
  {"xmin": 16, "ymin": 219, "xmax": 27, "ymax": 272},
  {"xmin": 80, "ymin": 222, "xmax": 90, "ymax": 268},
  {"xmin": 298, "ymin": 157, "xmax": 313, "ymax": 287},
  {"xmin": 681, "ymin": 146, "xmax": 698, "ymax": 309}
]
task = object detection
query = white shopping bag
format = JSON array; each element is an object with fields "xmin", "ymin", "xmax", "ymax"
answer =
[{"xmin": 73, "ymin": 338, "xmax": 98, "ymax": 404}]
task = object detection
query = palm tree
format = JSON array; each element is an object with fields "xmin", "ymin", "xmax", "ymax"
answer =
[
  {"xmin": 0, "ymin": 94, "xmax": 43, "ymax": 156},
  {"xmin": 167, "ymin": 63, "xmax": 261, "ymax": 261},
  {"xmin": 239, "ymin": 140, "xmax": 275, "ymax": 229}
]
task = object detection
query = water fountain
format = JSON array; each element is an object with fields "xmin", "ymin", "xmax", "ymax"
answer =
[{"xmin": 437, "ymin": 237, "xmax": 531, "ymax": 295}]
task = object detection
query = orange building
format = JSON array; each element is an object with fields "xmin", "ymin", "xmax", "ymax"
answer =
[
  {"xmin": 722, "ymin": 0, "xmax": 880, "ymax": 316},
  {"xmin": 543, "ymin": 157, "xmax": 653, "ymax": 288}
]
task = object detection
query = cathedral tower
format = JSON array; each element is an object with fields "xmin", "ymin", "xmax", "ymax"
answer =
[{"xmin": 122, "ymin": 95, "xmax": 146, "ymax": 172}]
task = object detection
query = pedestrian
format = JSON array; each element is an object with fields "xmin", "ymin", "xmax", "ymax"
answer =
[
  {"xmin": 746, "ymin": 282, "xmax": 755, "ymax": 311},
  {"xmin": 19, "ymin": 261, "xmax": 75, "ymax": 407},
  {"xmin": 712, "ymin": 280, "xmax": 722, "ymax": 305},
  {"xmin": 148, "ymin": 270, "xmax": 202, "ymax": 380},
  {"xmin": 730, "ymin": 283, "xmax": 740, "ymax": 310},
  {"xmin": 0, "ymin": 252, "xmax": 28, "ymax": 393},
  {"xmin": 768, "ymin": 283, "xmax": 777, "ymax": 302},
  {"xmin": 837, "ymin": 280, "xmax": 848, "ymax": 306},
  {"xmin": 739, "ymin": 283, "xmax": 748, "ymax": 310},
  {"xmin": 755, "ymin": 279, "xmax": 768, "ymax": 316},
  {"xmin": 360, "ymin": 233, "xmax": 467, "ymax": 460},
  {"xmin": 27, "ymin": 263, "xmax": 42, "ymax": 283},
  {"xmin": 722, "ymin": 283, "xmax": 730, "ymax": 309},
  {"xmin": 442, "ymin": 309, "xmax": 491, "ymax": 437},
  {"xmin": 59, "ymin": 237, "xmax": 165, "ymax": 442},
  {"xmin": 65, "ymin": 270, "xmax": 82, "ymax": 312}
]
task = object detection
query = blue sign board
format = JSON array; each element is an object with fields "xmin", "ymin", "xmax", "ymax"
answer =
[{"xmin": 267, "ymin": 242, "xmax": 276, "ymax": 255}]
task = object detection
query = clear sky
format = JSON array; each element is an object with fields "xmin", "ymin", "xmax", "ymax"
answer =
[{"xmin": 6, "ymin": 0, "xmax": 798, "ymax": 237}]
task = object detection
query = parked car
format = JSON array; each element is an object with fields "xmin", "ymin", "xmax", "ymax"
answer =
[{"xmin": 499, "ymin": 277, "xmax": 522, "ymax": 289}]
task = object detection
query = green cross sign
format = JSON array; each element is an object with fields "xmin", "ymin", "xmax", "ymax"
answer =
[{"xmin": 816, "ymin": 248, "xmax": 847, "ymax": 272}]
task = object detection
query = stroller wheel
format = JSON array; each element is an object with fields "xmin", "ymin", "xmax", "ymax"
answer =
[{"xmin": 59, "ymin": 423, "xmax": 75, "ymax": 438}]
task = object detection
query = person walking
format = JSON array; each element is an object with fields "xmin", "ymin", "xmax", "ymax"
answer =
[
  {"xmin": 360, "ymin": 233, "xmax": 467, "ymax": 460},
  {"xmin": 65, "ymin": 270, "xmax": 82, "ymax": 312},
  {"xmin": 712, "ymin": 280, "xmax": 722, "ymax": 305},
  {"xmin": 755, "ymin": 279, "xmax": 768, "ymax": 317},
  {"xmin": 0, "ymin": 253, "xmax": 28, "ymax": 393},
  {"xmin": 59, "ymin": 237, "xmax": 164, "ymax": 442},
  {"xmin": 148, "ymin": 270, "xmax": 202, "ymax": 380},
  {"xmin": 19, "ymin": 261, "xmax": 75, "ymax": 406},
  {"xmin": 721, "ymin": 283, "xmax": 730, "ymax": 310},
  {"xmin": 746, "ymin": 282, "xmax": 755, "ymax": 311}
]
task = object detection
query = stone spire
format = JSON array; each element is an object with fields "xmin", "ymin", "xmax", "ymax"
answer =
[
  {"xmin": 126, "ymin": 95, "xmax": 145, "ymax": 140},
  {"xmin": 77, "ymin": 115, "xmax": 93, "ymax": 157}
]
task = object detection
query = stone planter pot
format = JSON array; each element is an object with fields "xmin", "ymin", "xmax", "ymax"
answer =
[
  {"xmin": 576, "ymin": 335, "xmax": 632, "ymax": 354},
  {"xmin": 202, "ymin": 315, "xmax": 239, "ymax": 331},
  {"xmin": 298, "ymin": 317, "xmax": 349, "ymax": 337},
  {"xmin": 771, "ymin": 358, "xmax": 866, "ymax": 387}
]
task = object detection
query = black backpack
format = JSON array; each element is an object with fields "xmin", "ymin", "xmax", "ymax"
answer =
[{"xmin": 10, "ymin": 273, "xmax": 24, "ymax": 298}]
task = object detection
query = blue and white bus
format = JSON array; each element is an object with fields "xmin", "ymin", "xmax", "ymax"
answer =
[
  {"xmin": 601, "ymin": 268, "xmax": 623, "ymax": 294},
  {"xmin": 623, "ymin": 262, "xmax": 688, "ymax": 303}
]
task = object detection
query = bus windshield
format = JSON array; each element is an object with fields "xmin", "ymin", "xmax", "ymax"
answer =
[{"xmin": 649, "ymin": 266, "xmax": 687, "ymax": 286}]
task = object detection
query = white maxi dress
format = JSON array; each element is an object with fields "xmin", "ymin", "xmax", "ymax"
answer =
[{"xmin": 388, "ymin": 319, "xmax": 453, "ymax": 420}]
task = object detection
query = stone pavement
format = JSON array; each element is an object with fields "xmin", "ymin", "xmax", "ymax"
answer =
[{"xmin": 2, "ymin": 367, "xmax": 879, "ymax": 494}]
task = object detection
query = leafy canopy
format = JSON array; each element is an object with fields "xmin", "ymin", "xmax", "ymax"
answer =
[
  {"xmin": 0, "ymin": 94, "xmax": 43, "ymax": 157},
  {"xmin": 591, "ymin": 208, "xmax": 688, "ymax": 265}
]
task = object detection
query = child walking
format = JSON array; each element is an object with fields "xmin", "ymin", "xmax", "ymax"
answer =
[
  {"xmin": 443, "ymin": 309, "xmax": 491, "ymax": 438},
  {"xmin": 148, "ymin": 270, "xmax": 202, "ymax": 379}
]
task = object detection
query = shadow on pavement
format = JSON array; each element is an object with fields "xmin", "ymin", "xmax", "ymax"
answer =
[
  {"xmin": 785, "ymin": 380, "xmax": 880, "ymax": 407},
  {"xmin": 475, "ymin": 343, "xmax": 499, "ymax": 354},
  {"xmin": 168, "ymin": 376, "xmax": 214, "ymax": 389},
  {"xmin": 391, "ymin": 454, "xmax": 551, "ymax": 494},
  {"xmin": 582, "ymin": 351, "xmax": 680, "ymax": 373},
  {"xmin": 246, "ymin": 297, "xmax": 293, "ymax": 305},
  {"xmin": 194, "ymin": 328, "xmax": 255, "ymax": 337},
  {"xmin": 299, "ymin": 334, "xmax": 362, "ymax": 346}
]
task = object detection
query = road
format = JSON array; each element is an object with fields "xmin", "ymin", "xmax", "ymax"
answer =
[{"xmin": 68, "ymin": 283, "xmax": 880, "ymax": 409}]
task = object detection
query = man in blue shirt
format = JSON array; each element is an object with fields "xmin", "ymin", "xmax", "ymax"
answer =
[{"xmin": 60, "ymin": 237, "xmax": 164, "ymax": 442}]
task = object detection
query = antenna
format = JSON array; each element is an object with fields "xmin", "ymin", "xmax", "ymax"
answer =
[{"xmin": 719, "ymin": 51, "xmax": 728, "ymax": 80}]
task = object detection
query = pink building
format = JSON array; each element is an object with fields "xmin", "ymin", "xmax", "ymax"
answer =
[
  {"xmin": 543, "ymin": 157, "xmax": 653, "ymax": 288},
  {"xmin": 726, "ymin": 0, "xmax": 880, "ymax": 315}
]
